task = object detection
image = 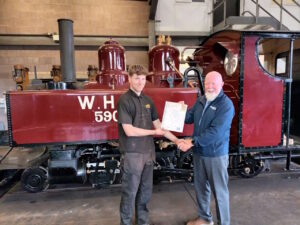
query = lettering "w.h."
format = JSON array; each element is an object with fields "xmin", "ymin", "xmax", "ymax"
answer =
[{"xmin": 77, "ymin": 96, "xmax": 95, "ymax": 110}]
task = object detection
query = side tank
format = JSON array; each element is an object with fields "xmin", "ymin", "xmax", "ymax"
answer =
[
  {"xmin": 84, "ymin": 40, "xmax": 128, "ymax": 89},
  {"xmin": 148, "ymin": 36, "xmax": 182, "ymax": 88}
]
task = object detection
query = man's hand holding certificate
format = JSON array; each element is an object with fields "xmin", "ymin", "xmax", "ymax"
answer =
[{"xmin": 161, "ymin": 101, "xmax": 187, "ymax": 133}]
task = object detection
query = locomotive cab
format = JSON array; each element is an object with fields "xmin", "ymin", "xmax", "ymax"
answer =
[
  {"xmin": 193, "ymin": 30, "xmax": 300, "ymax": 177},
  {"xmin": 271, "ymin": 39, "xmax": 300, "ymax": 140}
]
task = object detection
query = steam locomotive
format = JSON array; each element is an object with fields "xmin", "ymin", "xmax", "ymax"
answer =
[{"xmin": 4, "ymin": 19, "xmax": 300, "ymax": 192}]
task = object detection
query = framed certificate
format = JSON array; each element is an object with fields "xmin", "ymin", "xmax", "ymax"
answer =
[{"xmin": 161, "ymin": 101, "xmax": 187, "ymax": 133}]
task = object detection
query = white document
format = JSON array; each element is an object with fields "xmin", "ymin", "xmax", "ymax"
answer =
[{"xmin": 161, "ymin": 101, "xmax": 187, "ymax": 133}]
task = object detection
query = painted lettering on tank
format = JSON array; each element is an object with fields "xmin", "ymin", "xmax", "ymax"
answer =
[
  {"xmin": 77, "ymin": 96, "xmax": 95, "ymax": 110},
  {"xmin": 77, "ymin": 95, "xmax": 117, "ymax": 123},
  {"xmin": 103, "ymin": 95, "xmax": 114, "ymax": 109}
]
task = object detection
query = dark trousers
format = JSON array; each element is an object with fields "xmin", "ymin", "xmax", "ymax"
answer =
[{"xmin": 120, "ymin": 152, "xmax": 153, "ymax": 225}]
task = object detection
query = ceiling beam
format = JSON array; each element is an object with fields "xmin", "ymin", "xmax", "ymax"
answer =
[{"xmin": 0, "ymin": 34, "xmax": 149, "ymax": 48}]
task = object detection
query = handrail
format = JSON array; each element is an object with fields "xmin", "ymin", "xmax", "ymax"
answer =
[
  {"xmin": 241, "ymin": 10, "xmax": 255, "ymax": 17},
  {"xmin": 248, "ymin": 0, "xmax": 288, "ymax": 28},
  {"xmin": 208, "ymin": 0, "xmax": 225, "ymax": 15},
  {"xmin": 272, "ymin": 0, "xmax": 300, "ymax": 24},
  {"xmin": 210, "ymin": 0, "xmax": 299, "ymax": 31}
]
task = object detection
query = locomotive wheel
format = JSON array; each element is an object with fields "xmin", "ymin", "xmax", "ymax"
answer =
[
  {"xmin": 178, "ymin": 150, "xmax": 194, "ymax": 182},
  {"xmin": 234, "ymin": 155, "xmax": 264, "ymax": 178},
  {"xmin": 21, "ymin": 167, "xmax": 48, "ymax": 193},
  {"xmin": 178, "ymin": 150, "xmax": 193, "ymax": 170}
]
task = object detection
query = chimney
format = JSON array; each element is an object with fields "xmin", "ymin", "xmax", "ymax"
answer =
[{"xmin": 57, "ymin": 19, "xmax": 76, "ymax": 85}]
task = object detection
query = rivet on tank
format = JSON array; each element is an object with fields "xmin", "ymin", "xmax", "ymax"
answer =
[
  {"xmin": 148, "ymin": 35, "xmax": 182, "ymax": 88},
  {"xmin": 84, "ymin": 39, "xmax": 128, "ymax": 89}
]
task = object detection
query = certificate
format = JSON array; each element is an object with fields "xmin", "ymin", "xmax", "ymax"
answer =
[{"xmin": 161, "ymin": 101, "xmax": 187, "ymax": 133}]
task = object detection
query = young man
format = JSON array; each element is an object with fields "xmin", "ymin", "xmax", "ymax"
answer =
[
  {"xmin": 179, "ymin": 71, "xmax": 235, "ymax": 225},
  {"xmin": 117, "ymin": 65, "xmax": 179, "ymax": 225}
]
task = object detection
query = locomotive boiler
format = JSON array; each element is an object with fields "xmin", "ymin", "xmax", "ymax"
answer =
[{"xmin": 3, "ymin": 19, "xmax": 300, "ymax": 193}]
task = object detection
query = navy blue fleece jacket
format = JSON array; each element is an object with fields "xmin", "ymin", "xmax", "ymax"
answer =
[{"xmin": 185, "ymin": 90, "xmax": 234, "ymax": 157}]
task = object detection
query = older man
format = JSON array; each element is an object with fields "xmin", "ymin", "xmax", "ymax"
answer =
[{"xmin": 179, "ymin": 71, "xmax": 235, "ymax": 225}]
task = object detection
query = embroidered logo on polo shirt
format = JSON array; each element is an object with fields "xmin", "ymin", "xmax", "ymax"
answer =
[
  {"xmin": 210, "ymin": 106, "xmax": 216, "ymax": 110},
  {"xmin": 145, "ymin": 104, "xmax": 151, "ymax": 109}
]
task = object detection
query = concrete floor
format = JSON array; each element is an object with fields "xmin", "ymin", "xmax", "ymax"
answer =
[{"xmin": 0, "ymin": 163, "xmax": 300, "ymax": 225}]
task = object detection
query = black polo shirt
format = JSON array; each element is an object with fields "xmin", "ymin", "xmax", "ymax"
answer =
[{"xmin": 117, "ymin": 89, "xmax": 159, "ymax": 154}]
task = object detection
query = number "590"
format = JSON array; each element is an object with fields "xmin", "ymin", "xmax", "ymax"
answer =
[{"xmin": 94, "ymin": 110, "xmax": 117, "ymax": 122}]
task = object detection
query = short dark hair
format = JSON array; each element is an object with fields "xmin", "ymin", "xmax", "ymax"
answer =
[{"xmin": 128, "ymin": 65, "xmax": 148, "ymax": 77}]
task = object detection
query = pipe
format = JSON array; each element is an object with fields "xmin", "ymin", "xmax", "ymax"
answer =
[
  {"xmin": 0, "ymin": 34, "xmax": 149, "ymax": 47},
  {"xmin": 255, "ymin": 0, "xmax": 259, "ymax": 23},
  {"xmin": 58, "ymin": 19, "xmax": 76, "ymax": 84},
  {"xmin": 254, "ymin": 154, "xmax": 300, "ymax": 160},
  {"xmin": 285, "ymin": 37, "xmax": 295, "ymax": 170},
  {"xmin": 279, "ymin": 0, "xmax": 283, "ymax": 30},
  {"xmin": 183, "ymin": 67, "xmax": 204, "ymax": 95},
  {"xmin": 165, "ymin": 58, "xmax": 194, "ymax": 88}
]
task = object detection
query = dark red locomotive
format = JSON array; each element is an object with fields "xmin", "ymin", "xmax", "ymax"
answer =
[
  {"xmin": 4, "ymin": 19, "xmax": 300, "ymax": 192},
  {"xmin": 6, "ymin": 20, "xmax": 198, "ymax": 192}
]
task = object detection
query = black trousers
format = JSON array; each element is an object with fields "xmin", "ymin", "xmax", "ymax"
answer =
[{"xmin": 120, "ymin": 152, "xmax": 153, "ymax": 225}]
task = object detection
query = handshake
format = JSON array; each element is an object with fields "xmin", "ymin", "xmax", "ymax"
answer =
[
  {"xmin": 176, "ymin": 138, "xmax": 194, "ymax": 152},
  {"xmin": 154, "ymin": 127, "xmax": 194, "ymax": 152}
]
